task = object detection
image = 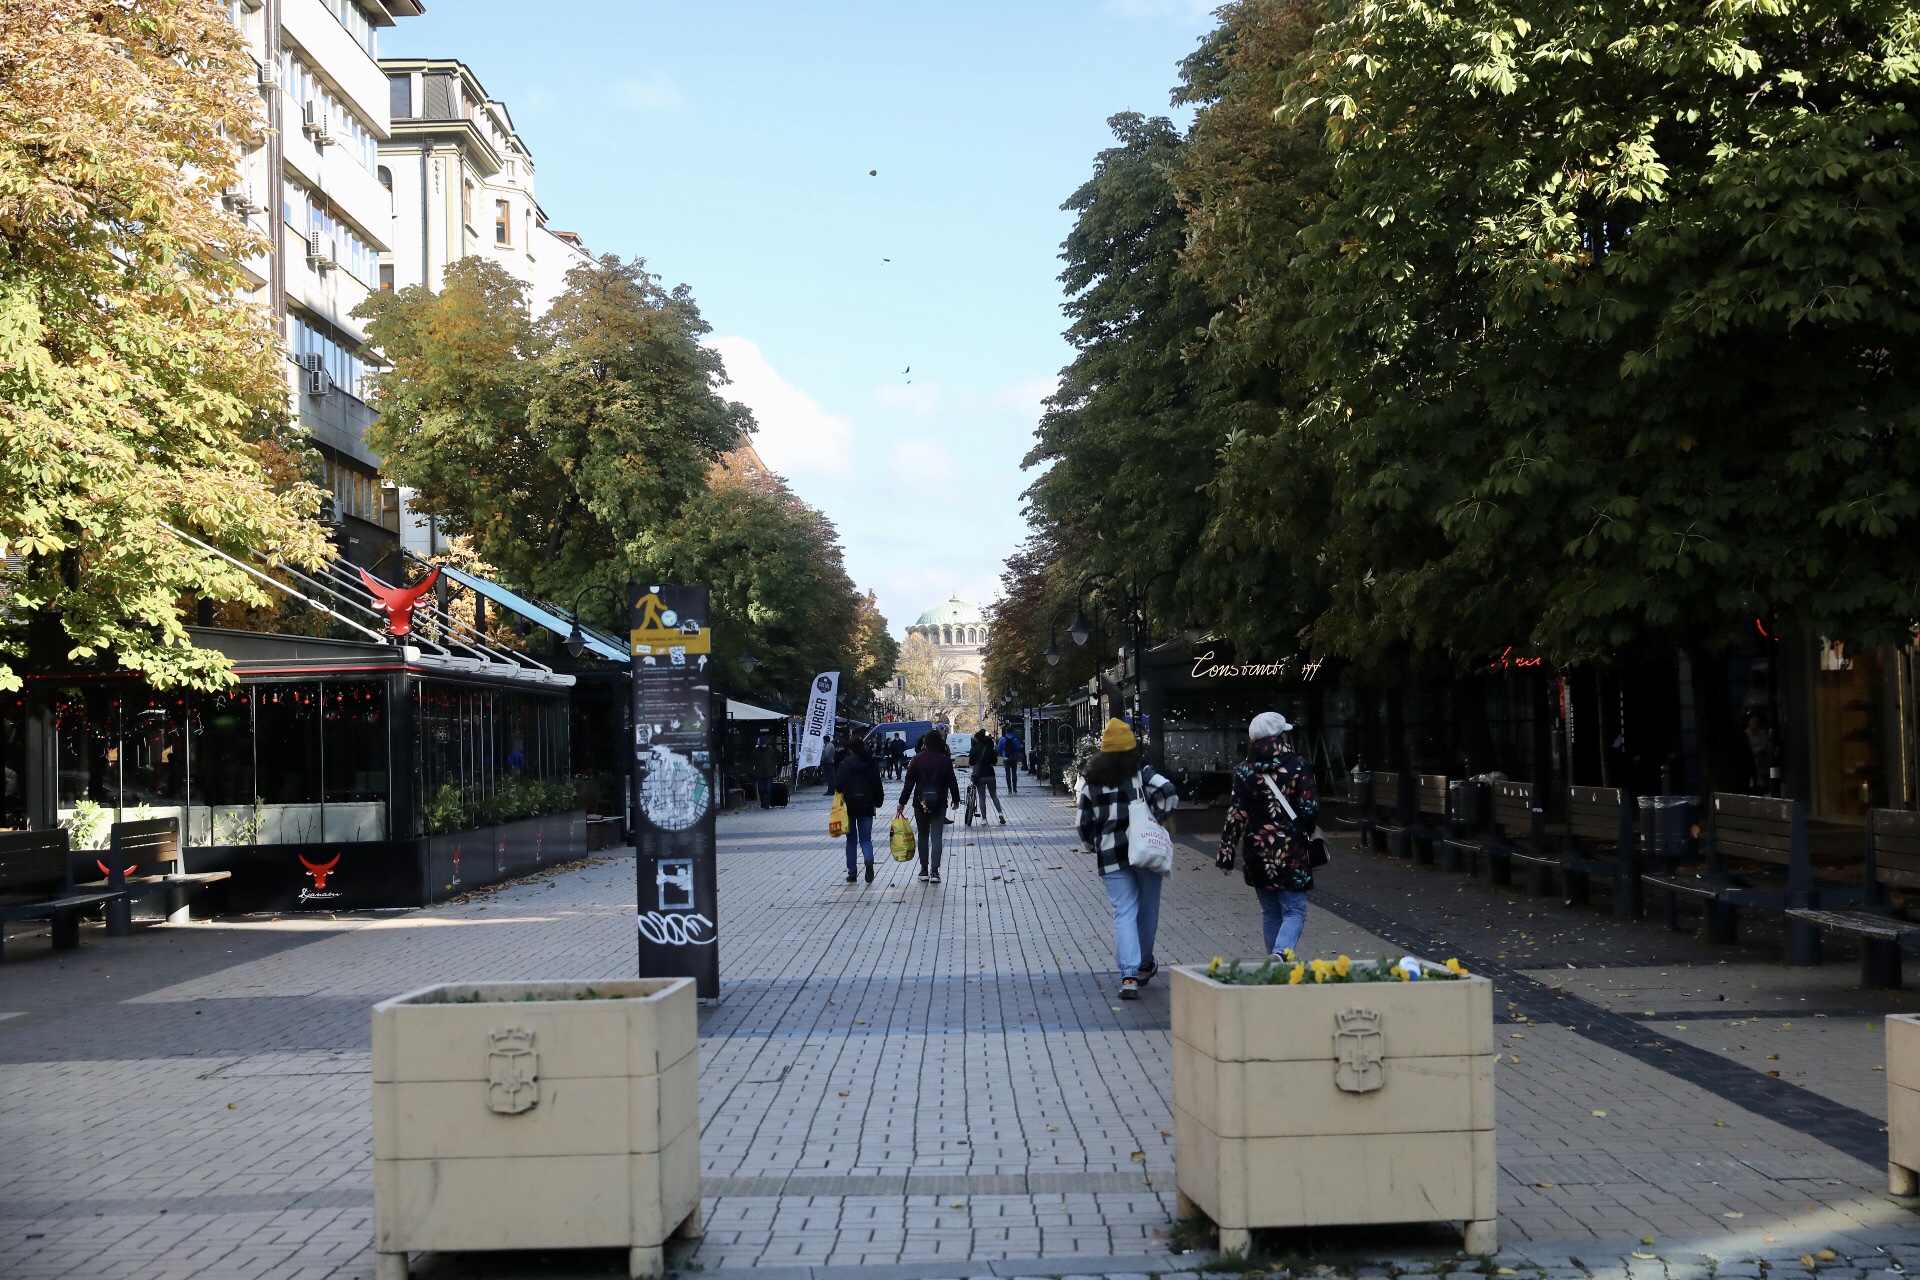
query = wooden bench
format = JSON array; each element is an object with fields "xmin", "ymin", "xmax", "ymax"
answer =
[
  {"xmin": 1642, "ymin": 793, "xmax": 1827, "ymax": 965},
  {"xmin": 1358, "ymin": 771, "xmax": 1404, "ymax": 854},
  {"xmin": 1405, "ymin": 774, "xmax": 1450, "ymax": 866},
  {"xmin": 0, "ymin": 829, "xmax": 129, "ymax": 960},
  {"xmin": 1440, "ymin": 779, "xmax": 1489, "ymax": 874},
  {"xmin": 72, "ymin": 817, "xmax": 230, "ymax": 929},
  {"xmin": 1482, "ymin": 781, "xmax": 1550, "ymax": 891},
  {"xmin": 1559, "ymin": 786, "xmax": 1638, "ymax": 917},
  {"xmin": 1786, "ymin": 809, "xmax": 1920, "ymax": 988}
]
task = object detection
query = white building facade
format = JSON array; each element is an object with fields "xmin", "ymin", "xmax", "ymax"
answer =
[
  {"xmin": 377, "ymin": 58, "xmax": 593, "ymax": 318},
  {"xmin": 223, "ymin": 0, "xmax": 423, "ymax": 572}
]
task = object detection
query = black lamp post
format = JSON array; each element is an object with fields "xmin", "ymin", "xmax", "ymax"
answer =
[{"xmin": 564, "ymin": 584, "xmax": 625, "ymax": 657}]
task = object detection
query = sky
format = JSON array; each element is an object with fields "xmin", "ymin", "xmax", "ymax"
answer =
[{"xmin": 380, "ymin": 2, "xmax": 1218, "ymax": 638}]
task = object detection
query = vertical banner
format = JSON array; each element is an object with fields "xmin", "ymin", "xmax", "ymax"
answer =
[
  {"xmin": 796, "ymin": 671, "xmax": 840, "ymax": 770},
  {"xmin": 630, "ymin": 583, "xmax": 719, "ymax": 998}
]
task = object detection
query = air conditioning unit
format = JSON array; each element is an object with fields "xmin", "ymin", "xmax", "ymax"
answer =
[
  {"xmin": 305, "ymin": 368, "xmax": 331, "ymax": 397},
  {"xmin": 305, "ymin": 236, "xmax": 335, "ymax": 273},
  {"xmin": 302, "ymin": 100, "xmax": 333, "ymax": 146},
  {"xmin": 221, "ymin": 184, "xmax": 261, "ymax": 214},
  {"xmin": 301, "ymin": 352, "xmax": 324, "ymax": 373},
  {"xmin": 255, "ymin": 59, "xmax": 275, "ymax": 89}
]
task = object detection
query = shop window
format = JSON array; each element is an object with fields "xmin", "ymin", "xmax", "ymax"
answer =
[
  {"xmin": 254, "ymin": 683, "xmax": 322, "ymax": 806},
  {"xmin": 190, "ymin": 688, "xmax": 256, "ymax": 808},
  {"xmin": 323, "ymin": 682, "xmax": 388, "ymax": 802},
  {"xmin": 1813, "ymin": 638, "xmax": 1884, "ymax": 816},
  {"xmin": 414, "ymin": 679, "xmax": 573, "ymax": 835}
]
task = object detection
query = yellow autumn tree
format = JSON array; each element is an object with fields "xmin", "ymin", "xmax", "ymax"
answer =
[{"xmin": 0, "ymin": 0, "xmax": 333, "ymax": 691}]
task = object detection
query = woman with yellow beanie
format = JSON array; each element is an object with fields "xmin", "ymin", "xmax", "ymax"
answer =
[{"xmin": 1076, "ymin": 717, "xmax": 1178, "ymax": 1000}]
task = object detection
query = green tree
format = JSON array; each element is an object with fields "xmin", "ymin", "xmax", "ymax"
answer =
[
  {"xmin": 0, "ymin": 0, "xmax": 332, "ymax": 691},
  {"xmin": 1279, "ymin": 0, "xmax": 1920, "ymax": 664}
]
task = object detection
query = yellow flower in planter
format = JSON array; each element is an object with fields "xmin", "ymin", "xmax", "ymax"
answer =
[
  {"xmin": 1310, "ymin": 959, "xmax": 1332, "ymax": 983},
  {"xmin": 1446, "ymin": 958, "xmax": 1468, "ymax": 976},
  {"xmin": 1281, "ymin": 948, "xmax": 1296, "ymax": 963},
  {"xmin": 1396, "ymin": 964, "xmax": 1411, "ymax": 981},
  {"xmin": 1334, "ymin": 955, "xmax": 1352, "ymax": 977},
  {"xmin": 1208, "ymin": 957, "xmax": 1223, "ymax": 976},
  {"xmin": 1288, "ymin": 963, "xmax": 1305, "ymax": 985}
]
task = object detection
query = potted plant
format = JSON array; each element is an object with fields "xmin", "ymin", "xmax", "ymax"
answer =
[
  {"xmin": 1172, "ymin": 955, "xmax": 1496, "ymax": 1255},
  {"xmin": 372, "ymin": 978, "xmax": 700, "ymax": 1279},
  {"xmin": 1890, "ymin": 1014, "xmax": 1920, "ymax": 1194}
]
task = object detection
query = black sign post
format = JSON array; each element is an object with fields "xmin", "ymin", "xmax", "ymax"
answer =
[{"xmin": 630, "ymin": 583, "xmax": 719, "ymax": 998}]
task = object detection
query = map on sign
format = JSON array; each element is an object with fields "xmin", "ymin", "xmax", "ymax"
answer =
[{"xmin": 638, "ymin": 744, "xmax": 709, "ymax": 831}]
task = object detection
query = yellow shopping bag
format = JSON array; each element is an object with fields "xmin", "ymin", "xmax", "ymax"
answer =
[
  {"xmin": 829, "ymin": 793, "xmax": 848, "ymax": 839},
  {"xmin": 889, "ymin": 815, "xmax": 916, "ymax": 862}
]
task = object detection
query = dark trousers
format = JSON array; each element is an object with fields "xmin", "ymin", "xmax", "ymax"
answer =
[
  {"xmin": 1003, "ymin": 760, "xmax": 1018, "ymax": 793},
  {"xmin": 756, "ymin": 777, "xmax": 773, "ymax": 807},
  {"xmin": 916, "ymin": 807, "xmax": 945, "ymax": 875}
]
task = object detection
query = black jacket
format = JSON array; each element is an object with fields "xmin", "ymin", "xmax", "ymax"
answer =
[
  {"xmin": 833, "ymin": 752, "xmax": 886, "ymax": 819},
  {"xmin": 968, "ymin": 738, "xmax": 999, "ymax": 776},
  {"xmin": 897, "ymin": 746, "xmax": 960, "ymax": 812}
]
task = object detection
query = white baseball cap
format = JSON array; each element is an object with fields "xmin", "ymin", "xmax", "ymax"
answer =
[{"xmin": 1249, "ymin": 711, "xmax": 1293, "ymax": 739}]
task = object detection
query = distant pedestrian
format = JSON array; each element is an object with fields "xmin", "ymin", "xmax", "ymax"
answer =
[
  {"xmin": 749, "ymin": 736, "xmax": 780, "ymax": 808},
  {"xmin": 997, "ymin": 729, "xmax": 1023, "ymax": 794},
  {"xmin": 895, "ymin": 729, "xmax": 960, "ymax": 883},
  {"xmin": 886, "ymin": 736, "xmax": 907, "ymax": 780},
  {"xmin": 832, "ymin": 738, "xmax": 886, "ymax": 884},
  {"xmin": 1077, "ymin": 718, "xmax": 1176, "ymax": 1001},
  {"xmin": 821, "ymin": 740, "xmax": 839, "ymax": 795},
  {"xmin": 966, "ymin": 730, "xmax": 1004, "ymax": 825},
  {"xmin": 1216, "ymin": 711, "xmax": 1319, "ymax": 959}
]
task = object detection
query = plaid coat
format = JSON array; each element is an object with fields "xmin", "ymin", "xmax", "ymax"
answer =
[{"xmin": 1077, "ymin": 765, "xmax": 1178, "ymax": 873}]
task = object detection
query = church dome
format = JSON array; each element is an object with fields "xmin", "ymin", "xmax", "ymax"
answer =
[{"xmin": 913, "ymin": 596, "xmax": 985, "ymax": 628}]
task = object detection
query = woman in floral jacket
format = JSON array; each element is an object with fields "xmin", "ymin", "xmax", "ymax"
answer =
[{"xmin": 1216, "ymin": 711, "xmax": 1319, "ymax": 958}]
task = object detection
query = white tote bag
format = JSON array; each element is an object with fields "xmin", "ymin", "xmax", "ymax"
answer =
[{"xmin": 1127, "ymin": 772, "xmax": 1175, "ymax": 876}]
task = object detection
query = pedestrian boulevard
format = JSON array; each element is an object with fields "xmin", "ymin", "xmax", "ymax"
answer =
[{"xmin": 3, "ymin": 785, "xmax": 1920, "ymax": 1278}]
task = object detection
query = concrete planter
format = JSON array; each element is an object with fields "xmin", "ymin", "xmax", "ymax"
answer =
[
  {"xmin": 1171, "ymin": 962, "xmax": 1497, "ymax": 1254},
  {"xmin": 1889, "ymin": 1015, "xmax": 1920, "ymax": 1194},
  {"xmin": 371, "ymin": 979, "xmax": 700, "ymax": 1279}
]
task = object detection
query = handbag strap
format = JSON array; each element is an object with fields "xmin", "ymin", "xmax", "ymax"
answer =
[{"xmin": 1259, "ymin": 771, "xmax": 1298, "ymax": 822}]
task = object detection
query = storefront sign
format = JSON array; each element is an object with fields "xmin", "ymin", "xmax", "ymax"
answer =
[
  {"xmin": 1188, "ymin": 650, "xmax": 1323, "ymax": 681},
  {"xmin": 630, "ymin": 583, "xmax": 718, "ymax": 998}
]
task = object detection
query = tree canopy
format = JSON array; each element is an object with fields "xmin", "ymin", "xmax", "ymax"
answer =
[
  {"xmin": 1001, "ymin": 0, "xmax": 1920, "ymax": 681},
  {"xmin": 0, "ymin": 0, "xmax": 332, "ymax": 690},
  {"xmin": 359, "ymin": 256, "xmax": 894, "ymax": 707}
]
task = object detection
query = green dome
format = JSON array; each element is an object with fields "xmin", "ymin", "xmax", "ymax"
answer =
[{"xmin": 913, "ymin": 596, "xmax": 985, "ymax": 628}]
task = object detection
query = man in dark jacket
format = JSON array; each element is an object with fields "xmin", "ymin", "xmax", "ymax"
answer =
[
  {"xmin": 832, "ymin": 738, "xmax": 886, "ymax": 883},
  {"xmin": 996, "ymin": 730, "xmax": 1023, "ymax": 794},
  {"xmin": 966, "ymin": 732, "xmax": 1004, "ymax": 825},
  {"xmin": 749, "ymin": 738, "xmax": 780, "ymax": 808},
  {"xmin": 895, "ymin": 731, "xmax": 960, "ymax": 883}
]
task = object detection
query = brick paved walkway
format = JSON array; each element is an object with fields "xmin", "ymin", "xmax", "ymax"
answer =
[{"xmin": 2, "ymin": 783, "xmax": 1917, "ymax": 1279}]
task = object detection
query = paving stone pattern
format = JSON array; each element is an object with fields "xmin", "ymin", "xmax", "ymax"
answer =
[{"xmin": 0, "ymin": 785, "xmax": 1916, "ymax": 1279}]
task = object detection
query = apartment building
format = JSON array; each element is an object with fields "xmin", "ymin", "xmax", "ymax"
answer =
[
  {"xmin": 223, "ymin": 0, "xmax": 423, "ymax": 572},
  {"xmin": 378, "ymin": 58, "xmax": 593, "ymax": 317}
]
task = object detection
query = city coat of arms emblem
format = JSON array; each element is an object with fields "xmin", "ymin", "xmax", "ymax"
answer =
[
  {"xmin": 486, "ymin": 1028, "xmax": 539, "ymax": 1114},
  {"xmin": 1333, "ymin": 1007, "xmax": 1385, "ymax": 1093}
]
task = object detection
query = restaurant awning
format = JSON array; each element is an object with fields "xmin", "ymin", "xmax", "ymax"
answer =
[
  {"xmin": 726, "ymin": 699, "xmax": 786, "ymax": 721},
  {"xmin": 437, "ymin": 565, "xmax": 628, "ymax": 663}
]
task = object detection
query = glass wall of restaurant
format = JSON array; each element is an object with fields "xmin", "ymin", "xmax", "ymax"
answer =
[
  {"xmin": 413, "ymin": 679, "xmax": 571, "ymax": 836},
  {"xmin": 0, "ymin": 679, "xmax": 392, "ymax": 845}
]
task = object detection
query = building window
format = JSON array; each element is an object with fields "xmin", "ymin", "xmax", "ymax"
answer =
[
  {"xmin": 388, "ymin": 74, "xmax": 411, "ymax": 120},
  {"xmin": 461, "ymin": 179, "xmax": 473, "ymax": 229},
  {"xmin": 377, "ymin": 165, "xmax": 392, "ymax": 192},
  {"xmin": 379, "ymin": 263, "xmax": 393, "ymax": 292},
  {"xmin": 494, "ymin": 199, "xmax": 510, "ymax": 245},
  {"xmin": 291, "ymin": 313, "xmax": 371, "ymax": 401}
]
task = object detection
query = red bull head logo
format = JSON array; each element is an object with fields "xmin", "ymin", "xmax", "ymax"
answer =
[
  {"xmin": 355, "ymin": 565, "xmax": 441, "ymax": 637},
  {"xmin": 299, "ymin": 853, "xmax": 341, "ymax": 891}
]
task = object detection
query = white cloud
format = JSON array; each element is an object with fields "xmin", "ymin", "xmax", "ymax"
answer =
[
  {"xmin": 874, "ymin": 382, "xmax": 940, "ymax": 415},
  {"xmin": 891, "ymin": 437, "xmax": 956, "ymax": 476},
  {"xmin": 608, "ymin": 73, "xmax": 684, "ymax": 112},
  {"xmin": 708, "ymin": 336, "xmax": 854, "ymax": 480}
]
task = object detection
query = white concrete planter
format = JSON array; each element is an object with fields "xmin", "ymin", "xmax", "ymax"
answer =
[
  {"xmin": 1889, "ymin": 1015, "xmax": 1920, "ymax": 1194},
  {"xmin": 371, "ymin": 978, "xmax": 700, "ymax": 1279},
  {"xmin": 1171, "ymin": 962, "xmax": 1497, "ymax": 1255}
]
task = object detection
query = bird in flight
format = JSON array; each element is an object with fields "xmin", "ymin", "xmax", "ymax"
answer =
[
  {"xmin": 902, "ymin": 366, "xmax": 911, "ymax": 374},
  {"xmin": 869, "ymin": 169, "xmax": 877, "ymax": 176}
]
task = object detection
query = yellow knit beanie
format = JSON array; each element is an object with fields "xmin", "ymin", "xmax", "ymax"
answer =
[{"xmin": 1099, "ymin": 717, "xmax": 1137, "ymax": 753}]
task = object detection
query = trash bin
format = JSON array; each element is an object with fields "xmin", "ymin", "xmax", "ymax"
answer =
[
  {"xmin": 1639, "ymin": 795, "xmax": 1697, "ymax": 868},
  {"xmin": 1448, "ymin": 779, "xmax": 1489, "ymax": 829}
]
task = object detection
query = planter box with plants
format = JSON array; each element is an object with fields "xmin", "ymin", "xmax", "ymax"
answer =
[
  {"xmin": 1890, "ymin": 1015, "xmax": 1920, "ymax": 1193},
  {"xmin": 372, "ymin": 978, "xmax": 701, "ymax": 1279},
  {"xmin": 1172, "ymin": 955, "xmax": 1496, "ymax": 1255}
]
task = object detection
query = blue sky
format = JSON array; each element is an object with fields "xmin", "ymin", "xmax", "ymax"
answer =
[{"xmin": 381, "ymin": 2, "xmax": 1216, "ymax": 638}]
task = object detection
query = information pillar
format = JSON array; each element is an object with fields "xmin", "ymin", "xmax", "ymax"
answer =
[{"xmin": 630, "ymin": 583, "xmax": 719, "ymax": 998}]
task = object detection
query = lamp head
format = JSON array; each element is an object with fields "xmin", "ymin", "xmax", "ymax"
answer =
[
  {"xmin": 1045, "ymin": 640, "xmax": 1062, "ymax": 667},
  {"xmin": 740, "ymin": 648, "xmax": 758, "ymax": 675},
  {"xmin": 565, "ymin": 622, "xmax": 586, "ymax": 658},
  {"xmin": 1068, "ymin": 612, "xmax": 1090, "ymax": 646}
]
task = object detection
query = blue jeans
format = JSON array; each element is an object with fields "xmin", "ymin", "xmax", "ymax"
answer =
[
  {"xmin": 1257, "ymin": 886, "xmax": 1309, "ymax": 956},
  {"xmin": 1102, "ymin": 866, "xmax": 1165, "ymax": 978},
  {"xmin": 756, "ymin": 778, "xmax": 773, "ymax": 807},
  {"xmin": 844, "ymin": 815, "xmax": 874, "ymax": 874}
]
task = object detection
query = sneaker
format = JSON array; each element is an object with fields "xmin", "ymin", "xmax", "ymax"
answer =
[
  {"xmin": 918, "ymin": 870, "xmax": 929, "ymax": 881},
  {"xmin": 846, "ymin": 872, "xmax": 857, "ymax": 883},
  {"xmin": 864, "ymin": 863, "xmax": 875, "ymax": 884},
  {"xmin": 930, "ymin": 872, "xmax": 942, "ymax": 884},
  {"xmin": 1119, "ymin": 978, "xmax": 1140, "ymax": 1000},
  {"xmin": 1136, "ymin": 962, "xmax": 1157, "ymax": 986},
  {"xmin": 998, "ymin": 814, "xmax": 1006, "ymax": 825}
]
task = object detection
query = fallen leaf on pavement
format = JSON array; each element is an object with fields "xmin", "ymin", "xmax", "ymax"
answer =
[
  {"xmin": 1592, "ymin": 1110, "xmax": 1608, "ymax": 1117},
  {"xmin": 1724, "ymin": 1212, "xmax": 1744, "ymax": 1219}
]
